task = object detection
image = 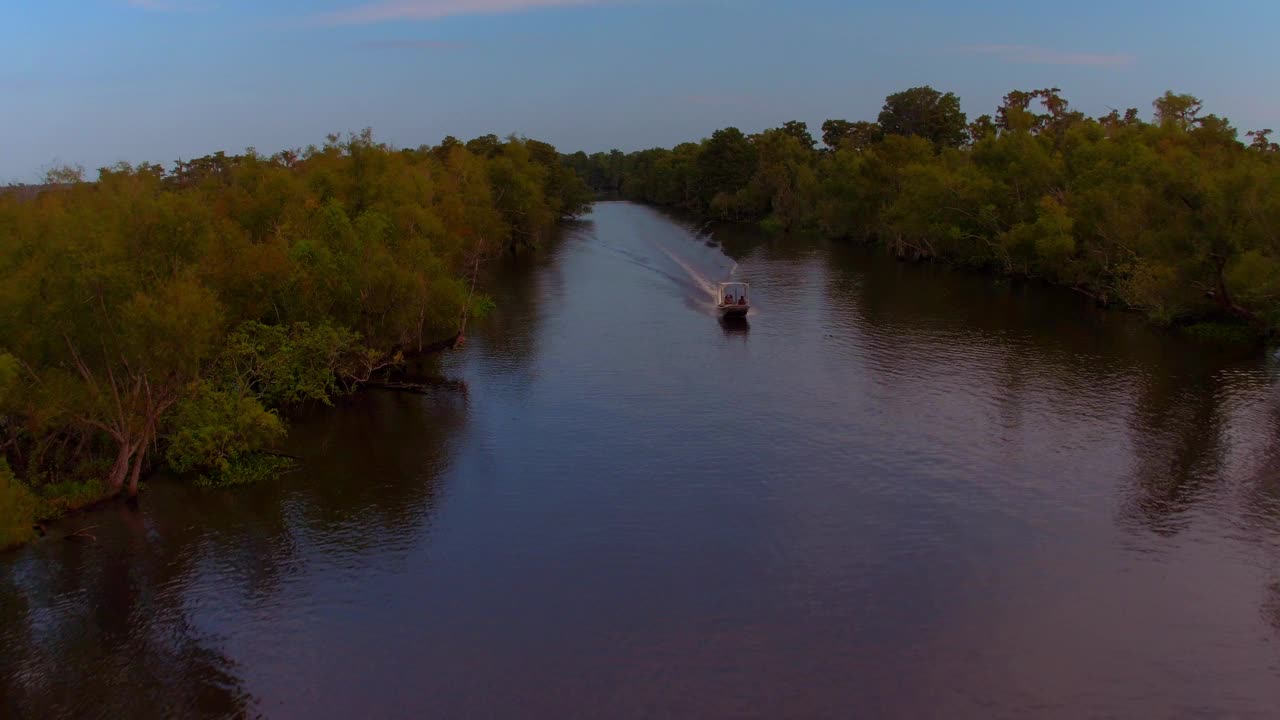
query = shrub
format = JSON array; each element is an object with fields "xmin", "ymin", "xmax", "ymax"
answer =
[
  {"xmin": 0, "ymin": 460, "xmax": 38, "ymax": 550},
  {"xmin": 166, "ymin": 382, "xmax": 287, "ymax": 478},
  {"xmin": 194, "ymin": 453, "xmax": 295, "ymax": 489},
  {"xmin": 37, "ymin": 477, "xmax": 108, "ymax": 516}
]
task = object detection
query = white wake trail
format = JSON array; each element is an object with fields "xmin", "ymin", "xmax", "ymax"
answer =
[{"xmin": 655, "ymin": 243, "xmax": 718, "ymax": 300}]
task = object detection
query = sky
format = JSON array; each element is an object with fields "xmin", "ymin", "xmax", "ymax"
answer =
[{"xmin": 2, "ymin": 0, "xmax": 1278, "ymax": 182}]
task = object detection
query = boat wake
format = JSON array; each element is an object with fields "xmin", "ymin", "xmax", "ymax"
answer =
[
  {"xmin": 595, "ymin": 210, "xmax": 745, "ymax": 316},
  {"xmin": 654, "ymin": 243, "xmax": 720, "ymax": 302},
  {"xmin": 651, "ymin": 240, "xmax": 757, "ymax": 319}
]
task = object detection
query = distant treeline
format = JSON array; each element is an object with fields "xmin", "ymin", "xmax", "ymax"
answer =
[
  {"xmin": 0, "ymin": 131, "xmax": 591, "ymax": 547},
  {"xmin": 564, "ymin": 87, "xmax": 1280, "ymax": 335}
]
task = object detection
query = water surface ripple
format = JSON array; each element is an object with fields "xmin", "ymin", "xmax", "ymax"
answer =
[{"xmin": 3, "ymin": 202, "xmax": 1280, "ymax": 719}]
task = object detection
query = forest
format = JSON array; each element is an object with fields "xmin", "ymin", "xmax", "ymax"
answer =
[
  {"xmin": 4, "ymin": 86, "xmax": 1279, "ymax": 549},
  {"xmin": 0, "ymin": 131, "xmax": 591, "ymax": 547},
  {"xmin": 565, "ymin": 87, "xmax": 1280, "ymax": 338}
]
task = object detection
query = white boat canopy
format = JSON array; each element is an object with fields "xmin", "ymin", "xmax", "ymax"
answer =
[{"xmin": 718, "ymin": 282, "xmax": 749, "ymax": 305}]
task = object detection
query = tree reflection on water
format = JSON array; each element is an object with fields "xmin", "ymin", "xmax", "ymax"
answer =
[
  {"xmin": 0, "ymin": 386, "xmax": 468, "ymax": 720},
  {"xmin": 0, "ymin": 510, "xmax": 257, "ymax": 719}
]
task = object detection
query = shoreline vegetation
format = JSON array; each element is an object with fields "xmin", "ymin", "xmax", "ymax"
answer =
[
  {"xmin": 565, "ymin": 87, "xmax": 1280, "ymax": 341},
  {"xmin": 0, "ymin": 131, "xmax": 592, "ymax": 549},
  {"xmin": 4, "ymin": 85, "xmax": 1278, "ymax": 549}
]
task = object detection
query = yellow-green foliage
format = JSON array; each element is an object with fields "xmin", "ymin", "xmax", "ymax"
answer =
[
  {"xmin": 0, "ymin": 460, "xmax": 37, "ymax": 550},
  {"xmin": 193, "ymin": 454, "xmax": 294, "ymax": 489},
  {"xmin": 0, "ymin": 131, "xmax": 591, "ymax": 492},
  {"xmin": 37, "ymin": 478, "xmax": 107, "ymax": 517},
  {"xmin": 166, "ymin": 382, "xmax": 286, "ymax": 478}
]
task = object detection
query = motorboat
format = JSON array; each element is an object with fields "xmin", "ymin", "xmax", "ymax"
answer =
[{"xmin": 717, "ymin": 282, "xmax": 750, "ymax": 318}]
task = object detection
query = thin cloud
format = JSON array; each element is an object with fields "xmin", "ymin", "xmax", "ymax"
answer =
[
  {"xmin": 356, "ymin": 39, "xmax": 463, "ymax": 50},
  {"xmin": 124, "ymin": 0, "xmax": 207, "ymax": 11},
  {"xmin": 960, "ymin": 44, "xmax": 1134, "ymax": 67},
  {"xmin": 0, "ymin": 72, "xmax": 37, "ymax": 93},
  {"xmin": 319, "ymin": 0, "xmax": 607, "ymax": 25},
  {"xmin": 682, "ymin": 94, "xmax": 757, "ymax": 107}
]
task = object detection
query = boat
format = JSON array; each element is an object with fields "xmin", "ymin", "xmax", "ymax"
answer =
[{"xmin": 717, "ymin": 282, "xmax": 750, "ymax": 318}]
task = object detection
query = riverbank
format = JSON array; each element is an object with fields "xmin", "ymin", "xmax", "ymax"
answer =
[
  {"xmin": 6, "ymin": 202, "xmax": 1278, "ymax": 718},
  {"xmin": 0, "ymin": 132, "xmax": 590, "ymax": 550},
  {"xmin": 832, "ymin": 226, "xmax": 1269, "ymax": 346},
  {"xmin": 565, "ymin": 87, "xmax": 1280, "ymax": 339},
  {"xmin": 0, "ymin": 469, "xmax": 118, "ymax": 552},
  {"xmin": 0, "ymin": 366, "xmax": 472, "ymax": 553},
  {"xmin": 0, "ymin": 339, "xmax": 481, "ymax": 554},
  {"xmin": 651, "ymin": 201, "xmax": 1272, "ymax": 347}
]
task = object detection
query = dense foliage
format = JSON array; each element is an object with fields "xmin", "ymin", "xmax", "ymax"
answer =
[
  {"xmin": 0, "ymin": 131, "xmax": 590, "ymax": 534},
  {"xmin": 0, "ymin": 460, "xmax": 37, "ymax": 550},
  {"xmin": 567, "ymin": 88, "xmax": 1280, "ymax": 332}
]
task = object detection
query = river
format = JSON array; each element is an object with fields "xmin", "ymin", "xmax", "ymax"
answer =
[{"xmin": 3, "ymin": 201, "xmax": 1280, "ymax": 718}]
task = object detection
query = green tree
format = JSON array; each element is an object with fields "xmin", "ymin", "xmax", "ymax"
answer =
[
  {"xmin": 968, "ymin": 114, "xmax": 997, "ymax": 143},
  {"xmin": 821, "ymin": 119, "xmax": 882, "ymax": 151},
  {"xmin": 1246, "ymin": 129, "xmax": 1278, "ymax": 152},
  {"xmin": 1153, "ymin": 91, "xmax": 1203, "ymax": 130},
  {"xmin": 465, "ymin": 134, "xmax": 502, "ymax": 158},
  {"xmin": 878, "ymin": 86, "xmax": 968, "ymax": 148},
  {"xmin": 780, "ymin": 120, "xmax": 817, "ymax": 150},
  {"xmin": 164, "ymin": 382, "xmax": 286, "ymax": 485},
  {"xmin": 696, "ymin": 127, "xmax": 758, "ymax": 210},
  {"xmin": 1, "ymin": 128, "xmax": 590, "ymax": 526},
  {"xmin": 727, "ymin": 127, "xmax": 818, "ymax": 230},
  {"xmin": 559, "ymin": 88, "xmax": 1280, "ymax": 335}
]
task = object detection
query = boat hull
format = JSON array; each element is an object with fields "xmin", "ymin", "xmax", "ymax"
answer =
[{"xmin": 719, "ymin": 305, "xmax": 749, "ymax": 318}]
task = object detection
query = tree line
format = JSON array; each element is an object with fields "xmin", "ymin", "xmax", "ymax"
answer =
[
  {"xmin": 0, "ymin": 130, "xmax": 591, "ymax": 548},
  {"xmin": 565, "ymin": 87, "xmax": 1280, "ymax": 335}
]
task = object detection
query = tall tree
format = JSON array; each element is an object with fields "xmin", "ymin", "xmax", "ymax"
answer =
[
  {"xmin": 695, "ymin": 127, "xmax": 757, "ymax": 208},
  {"xmin": 1153, "ymin": 91, "xmax": 1203, "ymax": 130},
  {"xmin": 821, "ymin": 119, "xmax": 883, "ymax": 151},
  {"xmin": 780, "ymin": 120, "xmax": 817, "ymax": 151},
  {"xmin": 1246, "ymin": 129, "xmax": 1278, "ymax": 152},
  {"xmin": 877, "ymin": 86, "xmax": 967, "ymax": 148}
]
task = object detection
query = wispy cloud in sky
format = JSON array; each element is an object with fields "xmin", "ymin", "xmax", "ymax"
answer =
[
  {"xmin": 681, "ymin": 94, "xmax": 758, "ymax": 107},
  {"xmin": 960, "ymin": 44, "xmax": 1134, "ymax": 67},
  {"xmin": 355, "ymin": 39, "xmax": 463, "ymax": 50},
  {"xmin": 319, "ymin": 0, "xmax": 607, "ymax": 25},
  {"xmin": 125, "ymin": 0, "xmax": 209, "ymax": 11},
  {"xmin": 9, "ymin": 0, "xmax": 1271, "ymax": 182}
]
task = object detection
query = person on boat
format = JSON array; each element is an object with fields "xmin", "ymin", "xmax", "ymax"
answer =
[
  {"xmin": 723, "ymin": 293, "xmax": 734, "ymax": 306},
  {"xmin": 738, "ymin": 295, "xmax": 747, "ymax": 305}
]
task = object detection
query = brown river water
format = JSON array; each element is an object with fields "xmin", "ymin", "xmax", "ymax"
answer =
[{"xmin": 3, "ymin": 201, "xmax": 1280, "ymax": 718}]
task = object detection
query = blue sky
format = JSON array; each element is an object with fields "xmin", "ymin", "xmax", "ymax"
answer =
[{"xmin": 2, "ymin": 0, "xmax": 1278, "ymax": 182}]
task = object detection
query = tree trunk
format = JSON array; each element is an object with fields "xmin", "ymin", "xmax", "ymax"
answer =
[
  {"xmin": 1214, "ymin": 261, "xmax": 1235, "ymax": 313},
  {"xmin": 1211, "ymin": 258, "xmax": 1262, "ymax": 324},
  {"xmin": 107, "ymin": 439, "xmax": 133, "ymax": 492},
  {"xmin": 127, "ymin": 439, "xmax": 146, "ymax": 498}
]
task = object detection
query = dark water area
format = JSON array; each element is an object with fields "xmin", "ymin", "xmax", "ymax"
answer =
[{"xmin": 4, "ymin": 201, "xmax": 1280, "ymax": 718}]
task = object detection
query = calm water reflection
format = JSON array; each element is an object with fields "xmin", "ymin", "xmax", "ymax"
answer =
[{"xmin": 3, "ymin": 202, "xmax": 1280, "ymax": 718}]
